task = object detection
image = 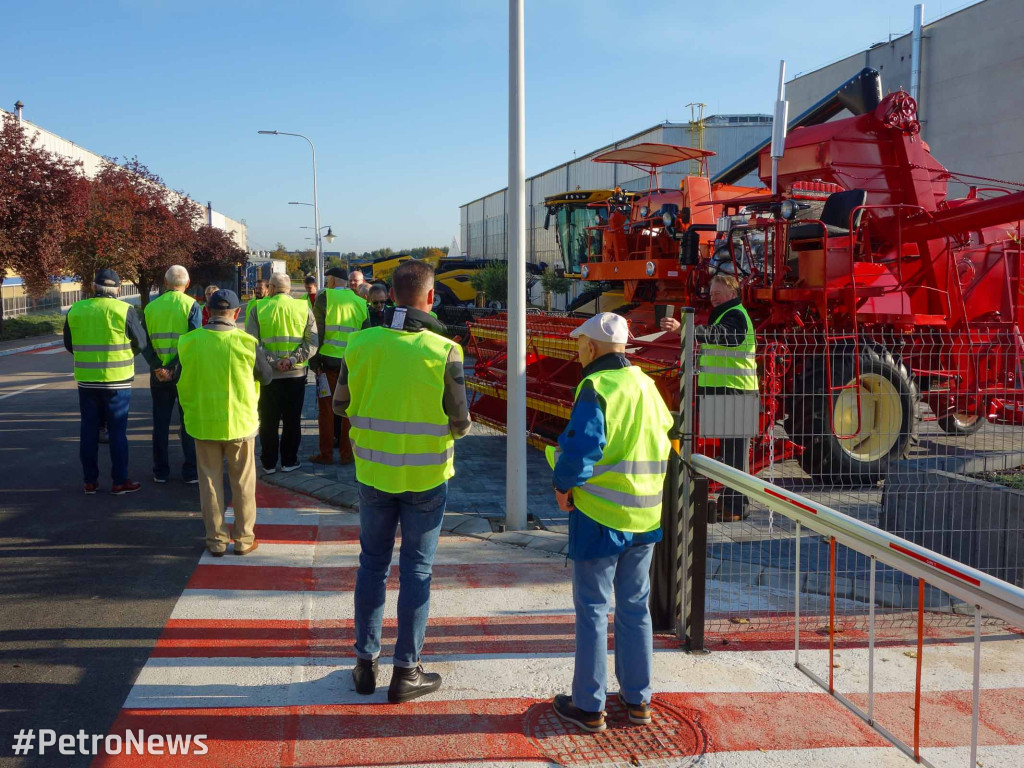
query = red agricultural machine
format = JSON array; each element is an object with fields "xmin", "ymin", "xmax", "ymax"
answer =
[{"xmin": 467, "ymin": 68, "xmax": 1024, "ymax": 483}]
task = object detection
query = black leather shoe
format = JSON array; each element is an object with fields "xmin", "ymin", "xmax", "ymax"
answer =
[
  {"xmin": 387, "ymin": 663, "xmax": 441, "ymax": 703},
  {"xmin": 353, "ymin": 658, "xmax": 378, "ymax": 695}
]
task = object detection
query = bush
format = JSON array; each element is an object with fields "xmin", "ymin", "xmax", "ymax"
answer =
[
  {"xmin": 540, "ymin": 268, "xmax": 572, "ymax": 296},
  {"xmin": 469, "ymin": 260, "xmax": 508, "ymax": 304},
  {"xmin": 0, "ymin": 313, "xmax": 64, "ymax": 342}
]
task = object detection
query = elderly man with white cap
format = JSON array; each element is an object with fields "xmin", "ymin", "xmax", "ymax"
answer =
[{"xmin": 545, "ymin": 312, "xmax": 673, "ymax": 734}]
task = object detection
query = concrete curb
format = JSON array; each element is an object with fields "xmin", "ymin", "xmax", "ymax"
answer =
[
  {"xmin": 0, "ymin": 338, "xmax": 62, "ymax": 358},
  {"xmin": 261, "ymin": 470, "xmax": 569, "ymax": 556}
]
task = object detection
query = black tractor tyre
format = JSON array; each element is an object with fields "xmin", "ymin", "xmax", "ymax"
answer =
[
  {"xmin": 936, "ymin": 411, "xmax": 986, "ymax": 436},
  {"xmin": 433, "ymin": 283, "xmax": 462, "ymax": 307},
  {"xmin": 787, "ymin": 346, "xmax": 920, "ymax": 484}
]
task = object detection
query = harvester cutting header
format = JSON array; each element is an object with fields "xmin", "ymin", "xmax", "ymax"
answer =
[{"xmin": 467, "ymin": 67, "xmax": 1024, "ymax": 484}]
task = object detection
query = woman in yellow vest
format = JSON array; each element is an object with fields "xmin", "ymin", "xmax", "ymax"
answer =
[
  {"xmin": 177, "ymin": 290, "xmax": 274, "ymax": 556},
  {"xmin": 64, "ymin": 269, "xmax": 148, "ymax": 495},
  {"xmin": 546, "ymin": 312, "xmax": 673, "ymax": 733},
  {"xmin": 333, "ymin": 260, "xmax": 471, "ymax": 704},
  {"xmin": 660, "ymin": 274, "xmax": 758, "ymax": 521}
]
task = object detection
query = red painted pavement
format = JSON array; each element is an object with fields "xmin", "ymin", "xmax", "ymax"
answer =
[
  {"xmin": 92, "ymin": 688, "xmax": 1024, "ymax": 767},
  {"xmin": 252, "ymin": 524, "xmax": 361, "ymax": 545}
]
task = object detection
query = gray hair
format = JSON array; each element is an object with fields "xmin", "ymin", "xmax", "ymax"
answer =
[
  {"xmin": 93, "ymin": 283, "xmax": 119, "ymax": 298},
  {"xmin": 269, "ymin": 273, "xmax": 291, "ymax": 294},
  {"xmin": 164, "ymin": 265, "xmax": 190, "ymax": 288},
  {"xmin": 204, "ymin": 284, "xmax": 220, "ymax": 299}
]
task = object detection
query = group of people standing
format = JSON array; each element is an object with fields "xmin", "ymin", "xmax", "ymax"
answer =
[{"xmin": 61, "ymin": 259, "xmax": 757, "ymax": 729}]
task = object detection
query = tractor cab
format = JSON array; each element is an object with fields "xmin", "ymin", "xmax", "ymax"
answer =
[{"xmin": 543, "ymin": 189, "xmax": 638, "ymax": 275}]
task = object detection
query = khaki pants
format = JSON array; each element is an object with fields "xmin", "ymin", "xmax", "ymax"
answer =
[{"xmin": 195, "ymin": 437, "xmax": 257, "ymax": 552}]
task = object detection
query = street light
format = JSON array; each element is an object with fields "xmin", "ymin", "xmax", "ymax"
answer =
[
  {"xmin": 300, "ymin": 224, "xmax": 336, "ymax": 243},
  {"xmin": 259, "ymin": 130, "xmax": 323, "ymax": 287}
]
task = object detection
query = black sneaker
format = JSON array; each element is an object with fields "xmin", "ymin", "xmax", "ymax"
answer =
[
  {"xmin": 353, "ymin": 658, "xmax": 378, "ymax": 695},
  {"xmin": 387, "ymin": 663, "xmax": 442, "ymax": 703},
  {"xmin": 616, "ymin": 691, "xmax": 652, "ymax": 725},
  {"xmin": 552, "ymin": 694, "xmax": 606, "ymax": 733}
]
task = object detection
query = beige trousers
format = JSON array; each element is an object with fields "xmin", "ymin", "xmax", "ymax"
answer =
[{"xmin": 195, "ymin": 437, "xmax": 257, "ymax": 552}]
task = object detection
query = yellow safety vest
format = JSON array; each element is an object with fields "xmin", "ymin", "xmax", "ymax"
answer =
[
  {"xmin": 321, "ymin": 289, "xmax": 369, "ymax": 359},
  {"xmin": 66, "ymin": 298, "xmax": 134, "ymax": 383},
  {"xmin": 697, "ymin": 303, "xmax": 758, "ymax": 390},
  {"xmin": 345, "ymin": 326, "xmax": 459, "ymax": 493},
  {"xmin": 256, "ymin": 293, "xmax": 309, "ymax": 368},
  {"xmin": 177, "ymin": 327, "xmax": 260, "ymax": 441},
  {"xmin": 546, "ymin": 366, "xmax": 673, "ymax": 533},
  {"xmin": 144, "ymin": 290, "xmax": 195, "ymax": 365}
]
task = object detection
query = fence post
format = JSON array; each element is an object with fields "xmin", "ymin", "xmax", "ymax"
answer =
[{"xmin": 685, "ymin": 477, "xmax": 710, "ymax": 652}]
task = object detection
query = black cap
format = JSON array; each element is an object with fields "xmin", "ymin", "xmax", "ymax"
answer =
[
  {"xmin": 325, "ymin": 266, "xmax": 348, "ymax": 279},
  {"xmin": 94, "ymin": 268, "xmax": 120, "ymax": 288},
  {"xmin": 207, "ymin": 289, "xmax": 240, "ymax": 310}
]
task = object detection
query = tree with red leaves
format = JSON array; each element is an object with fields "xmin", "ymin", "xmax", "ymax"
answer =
[
  {"xmin": 64, "ymin": 157, "xmax": 202, "ymax": 310},
  {"xmin": 0, "ymin": 113, "xmax": 89, "ymax": 329},
  {"xmin": 190, "ymin": 224, "xmax": 248, "ymax": 292}
]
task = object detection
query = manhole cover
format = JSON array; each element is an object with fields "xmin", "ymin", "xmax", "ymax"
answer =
[{"xmin": 525, "ymin": 696, "xmax": 706, "ymax": 767}]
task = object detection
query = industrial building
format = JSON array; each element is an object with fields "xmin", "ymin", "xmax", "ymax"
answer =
[
  {"xmin": 459, "ymin": 115, "xmax": 772, "ymax": 266},
  {"xmin": 785, "ymin": 0, "xmax": 1023, "ymax": 199},
  {"xmin": 459, "ymin": 0, "xmax": 1021, "ymax": 269}
]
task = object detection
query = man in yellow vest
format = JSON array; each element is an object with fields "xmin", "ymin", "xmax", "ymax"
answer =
[
  {"xmin": 546, "ymin": 312, "xmax": 673, "ymax": 733},
  {"xmin": 178, "ymin": 289, "xmax": 273, "ymax": 556},
  {"xmin": 246, "ymin": 273, "xmax": 318, "ymax": 474},
  {"xmin": 333, "ymin": 260, "xmax": 471, "ymax": 703},
  {"xmin": 660, "ymin": 274, "xmax": 758, "ymax": 521},
  {"xmin": 142, "ymin": 265, "xmax": 202, "ymax": 484},
  {"xmin": 310, "ymin": 266, "xmax": 368, "ymax": 464},
  {"xmin": 63, "ymin": 269, "xmax": 149, "ymax": 495}
]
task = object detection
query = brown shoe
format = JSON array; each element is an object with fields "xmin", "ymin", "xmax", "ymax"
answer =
[
  {"xmin": 207, "ymin": 547, "xmax": 226, "ymax": 558},
  {"xmin": 309, "ymin": 453, "xmax": 335, "ymax": 465},
  {"xmin": 234, "ymin": 540, "xmax": 259, "ymax": 556}
]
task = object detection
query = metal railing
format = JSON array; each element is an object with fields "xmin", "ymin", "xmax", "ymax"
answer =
[{"xmin": 691, "ymin": 452, "xmax": 1024, "ymax": 768}]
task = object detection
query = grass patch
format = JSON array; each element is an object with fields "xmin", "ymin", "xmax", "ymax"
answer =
[{"xmin": 0, "ymin": 314, "xmax": 64, "ymax": 342}]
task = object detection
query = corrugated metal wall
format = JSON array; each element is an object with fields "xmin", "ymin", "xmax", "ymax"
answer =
[{"xmin": 461, "ymin": 118, "xmax": 771, "ymax": 262}]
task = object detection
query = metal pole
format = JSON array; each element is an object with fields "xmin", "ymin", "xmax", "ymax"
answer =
[
  {"xmin": 311, "ymin": 140, "xmax": 323, "ymax": 289},
  {"xmin": 868, "ymin": 556, "xmax": 876, "ymax": 724},
  {"xmin": 794, "ymin": 521, "xmax": 801, "ymax": 666},
  {"xmin": 678, "ymin": 308, "xmax": 695, "ymax": 639},
  {"xmin": 505, "ymin": 0, "xmax": 527, "ymax": 531},
  {"xmin": 971, "ymin": 605, "xmax": 981, "ymax": 768},
  {"xmin": 911, "ymin": 5, "xmax": 924, "ymax": 106}
]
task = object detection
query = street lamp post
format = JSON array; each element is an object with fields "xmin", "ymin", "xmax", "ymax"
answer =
[{"xmin": 258, "ymin": 130, "xmax": 323, "ymax": 287}]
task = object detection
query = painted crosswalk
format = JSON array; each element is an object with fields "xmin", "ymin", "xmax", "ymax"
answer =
[{"xmin": 92, "ymin": 486, "xmax": 1024, "ymax": 767}]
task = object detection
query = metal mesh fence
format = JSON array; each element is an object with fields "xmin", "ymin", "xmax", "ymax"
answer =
[{"xmin": 694, "ymin": 326, "xmax": 1024, "ymax": 633}]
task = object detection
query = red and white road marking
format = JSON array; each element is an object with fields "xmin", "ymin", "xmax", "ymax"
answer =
[{"xmin": 93, "ymin": 484, "xmax": 1024, "ymax": 767}]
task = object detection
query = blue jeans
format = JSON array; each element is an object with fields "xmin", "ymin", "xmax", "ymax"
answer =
[
  {"xmin": 572, "ymin": 542, "xmax": 656, "ymax": 712},
  {"xmin": 79, "ymin": 387, "xmax": 131, "ymax": 485},
  {"xmin": 152, "ymin": 383, "xmax": 197, "ymax": 481},
  {"xmin": 354, "ymin": 481, "xmax": 447, "ymax": 668}
]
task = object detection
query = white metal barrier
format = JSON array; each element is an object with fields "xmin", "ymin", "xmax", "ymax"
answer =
[{"xmin": 690, "ymin": 452, "xmax": 1024, "ymax": 768}]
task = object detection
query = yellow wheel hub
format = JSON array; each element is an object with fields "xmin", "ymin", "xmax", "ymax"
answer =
[{"xmin": 833, "ymin": 373, "xmax": 903, "ymax": 462}]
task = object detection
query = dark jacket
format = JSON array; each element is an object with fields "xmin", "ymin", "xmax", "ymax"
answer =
[{"xmin": 695, "ymin": 297, "xmax": 748, "ymax": 347}]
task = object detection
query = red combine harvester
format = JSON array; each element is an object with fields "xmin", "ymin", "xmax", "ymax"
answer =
[{"xmin": 467, "ymin": 68, "xmax": 1024, "ymax": 483}]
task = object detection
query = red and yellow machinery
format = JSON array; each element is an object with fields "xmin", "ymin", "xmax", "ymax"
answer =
[{"xmin": 467, "ymin": 68, "xmax": 1024, "ymax": 483}]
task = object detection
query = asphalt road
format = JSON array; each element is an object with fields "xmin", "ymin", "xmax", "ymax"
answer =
[{"xmin": 0, "ymin": 344, "xmax": 207, "ymax": 768}]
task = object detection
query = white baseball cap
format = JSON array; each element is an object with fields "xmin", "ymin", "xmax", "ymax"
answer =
[{"xmin": 569, "ymin": 312, "xmax": 630, "ymax": 344}]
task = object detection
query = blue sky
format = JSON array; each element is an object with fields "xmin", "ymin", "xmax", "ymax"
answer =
[{"xmin": 7, "ymin": 0, "xmax": 980, "ymax": 253}]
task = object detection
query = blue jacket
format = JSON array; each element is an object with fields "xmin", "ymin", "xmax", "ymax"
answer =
[{"xmin": 553, "ymin": 352, "xmax": 663, "ymax": 561}]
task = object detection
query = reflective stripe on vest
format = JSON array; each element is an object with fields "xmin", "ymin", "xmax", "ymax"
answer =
[
  {"xmin": 67, "ymin": 298, "xmax": 134, "ymax": 383},
  {"xmin": 545, "ymin": 366, "xmax": 673, "ymax": 533},
  {"xmin": 177, "ymin": 327, "xmax": 260, "ymax": 441},
  {"xmin": 144, "ymin": 290, "xmax": 195, "ymax": 365},
  {"xmin": 345, "ymin": 326, "xmax": 460, "ymax": 493},
  {"xmin": 321, "ymin": 289, "xmax": 369, "ymax": 359},
  {"xmin": 697, "ymin": 303, "xmax": 758, "ymax": 391},
  {"xmin": 256, "ymin": 294, "xmax": 309, "ymax": 367}
]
